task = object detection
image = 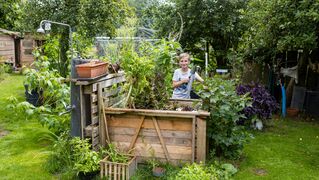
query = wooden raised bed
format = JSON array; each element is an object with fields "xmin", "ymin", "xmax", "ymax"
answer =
[
  {"xmin": 72, "ymin": 70, "xmax": 210, "ymax": 164},
  {"xmin": 101, "ymin": 108, "xmax": 210, "ymax": 164}
]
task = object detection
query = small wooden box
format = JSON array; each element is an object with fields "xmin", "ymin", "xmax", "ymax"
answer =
[
  {"xmin": 76, "ymin": 61, "xmax": 108, "ymax": 78},
  {"xmin": 100, "ymin": 155, "xmax": 137, "ymax": 180}
]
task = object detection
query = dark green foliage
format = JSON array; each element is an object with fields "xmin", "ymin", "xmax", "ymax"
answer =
[
  {"xmin": 0, "ymin": 0, "xmax": 22, "ymax": 30},
  {"xmin": 19, "ymin": 0, "xmax": 131, "ymax": 77},
  {"xmin": 131, "ymin": 161, "xmax": 237, "ymax": 179},
  {"xmin": 46, "ymin": 134, "xmax": 100, "ymax": 177},
  {"xmin": 198, "ymin": 77, "xmax": 251, "ymax": 159},
  {"xmin": 101, "ymin": 143, "xmax": 130, "ymax": 163},
  {"xmin": 148, "ymin": 0, "xmax": 247, "ymax": 67},
  {"xmin": 119, "ymin": 39, "xmax": 181, "ymax": 109},
  {"xmin": 240, "ymin": 0, "xmax": 319, "ymax": 62}
]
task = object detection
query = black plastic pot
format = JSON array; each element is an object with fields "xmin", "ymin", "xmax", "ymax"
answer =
[
  {"xmin": 24, "ymin": 84, "xmax": 43, "ymax": 107},
  {"xmin": 78, "ymin": 171, "xmax": 99, "ymax": 180}
]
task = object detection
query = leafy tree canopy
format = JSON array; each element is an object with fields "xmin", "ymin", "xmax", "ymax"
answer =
[
  {"xmin": 21, "ymin": 0, "xmax": 131, "ymax": 38},
  {"xmin": 0, "ymin": 0, "xmax": 23, "ymax": 30},
  {"xmin": 240, "ymin": 0, "xmax": 319, "ymax": 62},
  {"xmin": 148, "ymin": 0, "xmax": 247, "ymax": 63}
]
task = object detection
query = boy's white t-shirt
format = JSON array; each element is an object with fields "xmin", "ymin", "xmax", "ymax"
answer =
[{"xmin": 172, "ymin": 68, "xmax": 191, "ymax": 99}]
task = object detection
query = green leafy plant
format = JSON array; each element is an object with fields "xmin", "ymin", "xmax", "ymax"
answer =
[
  {"xmin": 25, "ymin": 49, "xmax": 70, "ymax": 107},
  {"xmin": 101, "ymin": 142, "xmax": 131, "ymax": 163},
  {"xmin": 46, "ymin": 134, "xmax": 101, "ymax": 177},
  {"xmin": 119, "ymin": 39, "xmax": 181, "ymax": 109},
  {"xmin": 71, "ymin": 137, "xmax": 100, "ymax": 175},
  {"xmin": 197, "ymin": 77, "xmax": 251, "ymax": 159},
  {"xmin": 173, "ymin": 163, "xmax": 217, "ymax": 180},
  {"xmin": 173, "ymin": 162, "xmax": 237, "ymax": 180}
]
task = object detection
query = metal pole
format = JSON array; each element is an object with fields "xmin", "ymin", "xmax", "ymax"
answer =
[
  {"xmin": 205, "ymin": 40, "xmax": 209, "ymax": 76},
  {"xmin": 39, "ymin": 20, "xmax": 73, "ymax": 56}
]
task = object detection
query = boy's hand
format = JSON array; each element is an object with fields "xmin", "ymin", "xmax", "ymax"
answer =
[{"xmin": 181, "ymin": 78, "xmax": 189, "ymax": 84}]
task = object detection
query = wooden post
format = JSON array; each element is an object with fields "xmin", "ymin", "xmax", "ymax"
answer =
[
  {"xmin": 196, "ymin": 117, "xmax": 206, "ymax": 163},
  {"xmin": 71, "ymin": 58, "xmax": 89, "ymax": 137},
  {"xmin": 98, "ymin": 83, "xmax": 106, "ymax": 147}
]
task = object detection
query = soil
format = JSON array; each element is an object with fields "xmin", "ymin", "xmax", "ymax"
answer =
[
  {"xmin": 253, "ymin": 168, "xmax": 268, "ymax": 176},
  {"xmin": 0, "ymin": 128, "xmax": 10, "ymax": 138}
]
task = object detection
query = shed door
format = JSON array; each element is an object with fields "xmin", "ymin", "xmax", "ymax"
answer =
[{"xmin": 14, "ymin": 38, "xmax": 21, "ymax": 67}]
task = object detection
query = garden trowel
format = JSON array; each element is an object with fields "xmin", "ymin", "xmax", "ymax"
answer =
[{"xmin": 186, "ymin": 66, "xmax": 200, "ymax": 99}]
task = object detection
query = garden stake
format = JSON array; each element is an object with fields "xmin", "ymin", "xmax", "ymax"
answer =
[{"xmin": 102, "ymin": 97, "xmax": 110, "ymax": 143}]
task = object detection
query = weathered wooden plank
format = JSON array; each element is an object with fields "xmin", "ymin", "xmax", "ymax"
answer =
[
  {"xmin": 103, "ymin": 86, "xmax": 121, "ymax": 98},
  {"xmin": 103, "ymin": 95, "xmax": 125, "ymax": 107},
  {"xmin": 128, "ymin": 116, "xmax": 145, "ymax": 150},
  {"xmin": 80, "ymin": 85, "xmax": 85, "ymax": 138},
  {"xmin": 91, "ymin": 115, "xmax": 99, "ymax": 125},
  {"xmin": 196, "ymin": 117, "xmax": 206, "ymax": 163},
  {"xmin": 91, "ymin": 94, "xmax": 97, "ymax": 103},
  {"xmin": 92, "ymin": 135, "xmax": 100, "ymax": 147},
  {"xmin": 110, "ymin": 134, "xmax": 192, "ymax": 147},
  {"xmin": 100, "ymin": 75, "xmax": 126, "ymax": 89},
  {"xmin": 136, "ymin": 156, "xmax": 191, "ymax": 165},
  {"xmin": 84, "ymin": 125, "xmax": 99, "ymax": 137},
  {"xmin": 75, "ymin": 72, "xmax": 125, "ymax": 85},
  {"xmin": 108, "ymin": 115, "xmax": 193, "ymax": 131},
  {"xmin": 84, "ymin": 83, "xmax": 97, "ymax": 94},
  {"xmin": 105, "ymin": 107, "xmax": 210, "ymax": 118},
  {"xmin": 109, "ymin": 127, "xmax": 192, "ymax": 139},
  {"xmin": 152, "ymin": 117, "xmax": 170, "ymax": 161},
  {"xmin": 114, "ymin": 142, "xmax": 192, "ymax": 160},
  {"xmin": 91, "ymin": 105, "xmax": 98, "ymax": 114}
]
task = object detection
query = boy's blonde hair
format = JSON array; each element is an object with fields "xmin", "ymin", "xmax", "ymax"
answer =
[{"xmin": 179, "ymin": 53, "xmax": 190, "ymax": 61}]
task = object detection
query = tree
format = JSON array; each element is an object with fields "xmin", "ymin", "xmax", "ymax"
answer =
[
  {"xmin": 0, "ymin": 0, "xmax": 23, "ymax": 30},
  {"xmin": 240, "ymin": 0, "xmax": 319, "ymax": 62},
  {"xmin": 240, "ymin": 0, "xmax": 319, "ymax": 86},
  {"xmin": 21, "ymin": 0, "xmax": 131, "ymax": 77},
  {"xmin": 149, "ymin": 0, "xmax": 247, "ymax": 67}
]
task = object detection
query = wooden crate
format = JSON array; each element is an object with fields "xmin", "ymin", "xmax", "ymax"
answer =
[
  {"xmin": 100, "ymin": 155, "xmax": 137, "ymax": 180},
  {"xmin": 101, "ymin": 108, "xmax": 209, "ymax": 164}
]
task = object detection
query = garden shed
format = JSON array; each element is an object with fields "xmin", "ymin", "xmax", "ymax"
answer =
[
  {"xmin": 0, "ymin": 28, "xmax": 42, "ymax": 67},
  {"xmin": 0, "ymin": 28, "xmax": 18, "ymax": 65}
]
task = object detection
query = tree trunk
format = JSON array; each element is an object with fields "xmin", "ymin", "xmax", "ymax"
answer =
[
  {"xmin": 297, "ymin": 50, "xmax": 309, "ymax": 87},
  {"xmin": 59, "ymin": 29, "xmax": 70, "ymax": 77}
]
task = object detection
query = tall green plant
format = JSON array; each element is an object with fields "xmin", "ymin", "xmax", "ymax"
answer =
[
  {"xmin": 197, "ymin": 77, "xmax": 251, "ymax": 159},
  {"xmin": 119, "ymin": 39, "xmax": 181, "ymax": 109}
]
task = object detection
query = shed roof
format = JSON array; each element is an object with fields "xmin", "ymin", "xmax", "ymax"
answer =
[{"xmin": 0, "ymin": 28, "xmax": 21, "ymax": 37}]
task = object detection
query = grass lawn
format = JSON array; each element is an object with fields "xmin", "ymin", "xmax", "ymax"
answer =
[
  {"xmin": 0, "ymin": 74, "xmax": 56, "ymax": 179},
  {"xmin": 235, "ymin": 118, "xmax": 319, "ymax": 180}
]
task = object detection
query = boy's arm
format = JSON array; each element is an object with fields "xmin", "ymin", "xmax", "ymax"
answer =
[{"xmin": 195, "ymin": 72, "xmax": 204, "ymax": 83}]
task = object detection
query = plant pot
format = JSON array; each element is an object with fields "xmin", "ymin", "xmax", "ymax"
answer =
[
  {"xmin": 24, "ymin": 84, "xmax": 43, "ymax": 107},
  {"xmin": 76, "ymin": 61, "xmax": 108, "ymax": 78},
  {"xmin": 152, "ymin": 167, "xmax": 166, "ymax": 177},
  {"xmin": 78, "ymin": 171, "xmax": 99, "ymax": 180},
  {"xmin": 287, "ymin": 108, "xmax": 299, "ymax": 117}
]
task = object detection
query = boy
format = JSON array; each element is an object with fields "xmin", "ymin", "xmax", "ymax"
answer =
[{"xmin": 172, "ymin": 53, "xmax": 204, "ymax": 99}]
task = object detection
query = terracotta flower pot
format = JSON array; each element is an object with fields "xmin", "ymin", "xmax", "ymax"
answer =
[
  {"xmin": 287, "ymin": 108, "xmax": 299, "ymax": 117},
  {"xmin": 76, "ymin": 61, "xmax": 108, "ymax": 78},
  {"xmin": 152, "ymin": 167, "xmax": 165, "ymax": 177}
]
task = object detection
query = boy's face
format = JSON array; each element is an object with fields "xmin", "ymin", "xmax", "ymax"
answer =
[{"xmin": 179, "ymin": 57, "xmax": 189, "ymax": 70}]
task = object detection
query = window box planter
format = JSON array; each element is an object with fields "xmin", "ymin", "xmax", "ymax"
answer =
[
  {"xmin": 76, "ymin": 61, "xmax": 108, "ymax": 78},
  {"xmin": 100, "ymin": 155, "xmax": 137, "ymax": 180}
]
